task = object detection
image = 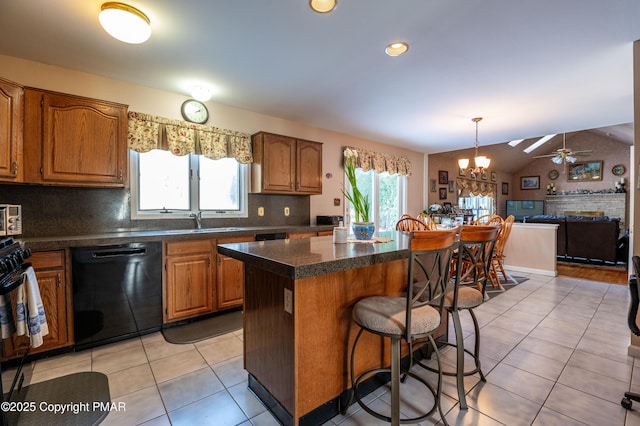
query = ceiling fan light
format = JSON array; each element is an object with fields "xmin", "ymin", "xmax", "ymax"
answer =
[
  {"xmin": 551, "ymin": 156, "xmax": 563, "ymax": 165},
  {"xmin": 458, "ymin": 158, "xmax": 470, "ymax": 169},
  {"xmin": 99, "ymin": 2, "xmax": 151, "ymax": 44},
  {"xmin": 309, "ymin": 0, "xmax": 337, "ymax": 13},
  {"xmin": 566, "ymin": 155, "xmax": 577, "ymax": 163}
]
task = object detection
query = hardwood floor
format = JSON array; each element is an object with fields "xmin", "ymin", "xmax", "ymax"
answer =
[{"xmin": 557, "ymin": 261, "xmax": 629, "ymax": 285}]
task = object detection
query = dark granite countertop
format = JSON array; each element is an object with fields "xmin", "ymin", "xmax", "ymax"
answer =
[
  {"xmin": 21, "ymin": 225, "xmax": 335, "ymax": 251},
  {"xmin": 217, "ymin": 231, "xmax": 411, "ymax": 280}
]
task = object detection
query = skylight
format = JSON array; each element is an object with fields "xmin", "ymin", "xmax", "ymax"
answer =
[
  {"xmin": 508, "ymin": 139, "xmax": 524, "ymax": 147},
  {"xmin": 523, "ymin": 134, "xmax": 556, "ymax": 154}
]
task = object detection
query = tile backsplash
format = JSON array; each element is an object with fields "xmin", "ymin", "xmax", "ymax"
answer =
[{"xmin": 0, "ymin": 184, "xmax": 310, "ymax": 237}]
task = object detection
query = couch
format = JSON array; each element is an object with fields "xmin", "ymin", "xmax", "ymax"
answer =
[{"xmin": 523, "ymin": 215, "xmax": 621, "ymax": 263}]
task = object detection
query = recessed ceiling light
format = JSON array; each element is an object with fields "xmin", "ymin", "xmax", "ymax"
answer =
[
  {"xmin": 99, "ymin": 2, "xmax": 151, "ymax": 44},
  {"xmin": 385, "ymin": 41, "xmax": 409, "ymax": 56},
  {"xmin": 309, "ymin": 0, "xmax": 337, "ymax": 13}
]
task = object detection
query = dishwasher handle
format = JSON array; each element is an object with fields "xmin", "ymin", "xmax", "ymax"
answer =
[{"xmin": 92, "ymin": 248, "xmax": 147, "ymax": 259}]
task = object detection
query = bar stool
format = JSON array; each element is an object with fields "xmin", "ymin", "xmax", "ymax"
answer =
[
  {"xmin": 416, "ymin": 224, "xmax": 499, "ymax": 409},
  {"xmin": 342, "ymin": 229, "xmax": 458, "ymax": 426}
]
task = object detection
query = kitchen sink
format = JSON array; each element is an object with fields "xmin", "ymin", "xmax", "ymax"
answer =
[{"xmin": 159, "ymin": 227, "xmax": 243, "ymax": 235}]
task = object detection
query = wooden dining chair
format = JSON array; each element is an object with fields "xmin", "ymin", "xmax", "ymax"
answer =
[
  {"xmin": 396, "ymin": 215, "xmax": 434, "ymax": 231},
  {"xmin": 416, "ymin": 213, "xmax": 437, "ymax": 230},
  {"xmin": 473, "ymin": 214, "xmax": 504, "ymax": 226},
  {"xmin": 489, "ymin": 215, "xmax": 515, "ymax": 288}
]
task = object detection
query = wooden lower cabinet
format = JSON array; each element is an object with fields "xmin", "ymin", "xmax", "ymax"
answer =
[
  {"xmin": 2, "ymin": 250, "xmax": 71, "ymax": 360},
  {"xmin": 163, "ymin": 239, "xmax": 215, "ymax": 323},
  {"xmin": 216, "ymin": 236, "xmax": 255, "ymax": 310}
]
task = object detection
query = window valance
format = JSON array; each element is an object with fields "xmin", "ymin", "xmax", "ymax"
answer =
[
  {"xmin": 127, "ymin": 112, "xmax": 253, "ymax": 164},
  {"xmin": 456, "ymin": 178, "xmax": 496, "ymax": 197},
  {"xmin": 343, "ymin": 147, "xmax": 412, "ymax": 176}
]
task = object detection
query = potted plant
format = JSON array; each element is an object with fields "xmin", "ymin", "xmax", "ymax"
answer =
[{"xmin": 342, "ymin": 148, "xmax": 374, "ymax": 240}]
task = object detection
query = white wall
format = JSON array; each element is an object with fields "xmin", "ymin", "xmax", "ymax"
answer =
[{"xmin": 0, "ymin": 54, "xmax": 426, "ymax": 223}]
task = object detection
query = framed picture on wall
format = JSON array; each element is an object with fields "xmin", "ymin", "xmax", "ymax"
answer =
[
  {"xmin": 448, "ymin": 180, "xmax": 455, "ymax": 193},
  {"xmin": 491, "ymin": 171, "xmax": 497, "ymax": 182},
  {"xmin": 430, "ymin": 178, "xmax": 436, "ymax": 192},
  {"xmin": 438, "ymin": 170, "xmax": 449, "ymax": 184},
  {"xmin": 520, "ymin": 175, "xmax": 540, "ymax": 190},
  {"xmin": 502, "ymin": 182, "xmax": 509, "ymax": 195},
  {"xmin": 439, "ymin": 187, "xmax": 447, "ymax": 200},
  {"xmin": 567, "ymin": 161, "xmax": 603, "ymax": 181}
]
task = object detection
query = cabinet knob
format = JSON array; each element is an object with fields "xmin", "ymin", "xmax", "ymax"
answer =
[{"xmin": 11, "ymin": 162, "xmax": 18, "ymax": 175}]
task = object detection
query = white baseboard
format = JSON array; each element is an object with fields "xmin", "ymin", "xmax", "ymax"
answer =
[{"xmin": 504, "ymin": 265, "xmax": 557, "ymax": 277}]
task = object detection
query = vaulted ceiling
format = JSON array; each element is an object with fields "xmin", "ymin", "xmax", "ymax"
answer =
[{"xmin": 0, "ymin": 1, "xmax": 637, "ymax": 154}]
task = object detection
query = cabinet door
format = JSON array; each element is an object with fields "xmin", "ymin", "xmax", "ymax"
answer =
[
  {"xmin": 217, "ymin": 255, "xmax": 243, "ymax": 309},
  {"xmin": 296, "ymin": 140, "xmax": 323, "ymax": 194},
  {"xmin": 3, "ymin": 252, "xmax": 69, "ymax": 360},
  {"xmin": 165, "ymin": 253, "xmax": 214, "ymax": 322},
  {"xmin": 29, "ymin": 269, "xmax": 67, "ymax": 352},
  {"xmin": 29, "ymin": 90, "xmax": 128, "ymax": 187},
  {"xmin": 216, "ymin": 236, "xmax": 254, "ymax": 310},
  {"xmin": 0, "ymin": 78, "xmax": 23, "ymax": 182},
  {"xmin": 262, "ymin": 133, "xmax": 296, "ymax": 193}
]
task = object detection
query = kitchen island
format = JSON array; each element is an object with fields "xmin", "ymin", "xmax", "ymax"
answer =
[{"xmin": 218, "ymin": 232, "xmax": 441, "ymax": 426}]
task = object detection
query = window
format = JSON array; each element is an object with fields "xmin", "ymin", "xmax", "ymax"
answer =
[
  {"xmin": 130, "ymin": 150, "xmax": 248, "ymax": 219},
  {"xmin": 345, "ymin": 169, "xmax": 406, "ymax": 232},
  {"xmin": 458, "ymin": 195, "xmax": 495, "ymax": 220}
]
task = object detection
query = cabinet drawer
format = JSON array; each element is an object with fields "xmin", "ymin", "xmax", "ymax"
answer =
[
  {"xmin": 217, "ymin": 235, "xmax": 255, "ymax": 246},
  {"xmin": 166, "ymin": 239, "xmax": 212, "ymax": 256},
  {"xmin": 30, "ymin": 250, "xmax": 64, "ymax": 269}
]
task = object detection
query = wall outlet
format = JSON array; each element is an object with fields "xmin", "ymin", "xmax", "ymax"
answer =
[
  {"xmin": 284, "ymin": 207, "xmax": 290, "ymax": 216},
  {"xmin": 284, "ymin": 288, "xmax": 293, "ymax": 314},
  {"xmin": 258, "ymin": 207, "xmax": 264, "ymax": 216}
]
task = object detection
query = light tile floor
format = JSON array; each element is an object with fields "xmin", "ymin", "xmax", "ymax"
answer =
[{"xmin": 4, "ymin": 270, "xmax": 640, "ymax": 425}]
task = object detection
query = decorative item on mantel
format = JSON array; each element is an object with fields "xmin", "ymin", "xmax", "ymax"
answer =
[
  {"xmin": 342, "ymin": 148, "xmax": 374, "ymax": 240},
  {"xmin": 615, "ymin": 177, "xmax": 627, "ymax": 193},
  {"xmin": 546, "ymin": 182, "xmax": 556, "ymax": 195}
]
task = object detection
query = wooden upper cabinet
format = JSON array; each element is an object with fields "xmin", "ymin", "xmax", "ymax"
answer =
[
  {"xmin": 0, "ymin": 78, "xmax": 23, "ymax": 182},
  {"xmin": 296, "ymin": 140, "xmax": 322, "ymax": 193},
  {"xmin": 23, "ymin": 88, "xmax": 128, "ymax": 187},
  {"xmin": 252, "ymin": 132, "xmax": 322, "ymax": 195}
]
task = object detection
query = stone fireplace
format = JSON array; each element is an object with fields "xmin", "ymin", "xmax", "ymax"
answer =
[{"xmin": 545, "ymin": 193, "xmax": 628, "ymax": 231}]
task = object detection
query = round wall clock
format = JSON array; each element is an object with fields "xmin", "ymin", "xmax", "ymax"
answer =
[
  {"xmin": 612, "ymin": 164, "xmax": 625, "ymax": 176},
  {"xmin": 548, "ymin": 170, "xmax": 559, "ymax": 180},
  {"xmin": 180, "ymin": 99, "xmax": 209, "ymax": 124}
]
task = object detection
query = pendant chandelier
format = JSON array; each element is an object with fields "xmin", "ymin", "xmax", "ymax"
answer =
[{"xmin": 458, "ymin": 117, "xmax": 490, "ymax": 178}]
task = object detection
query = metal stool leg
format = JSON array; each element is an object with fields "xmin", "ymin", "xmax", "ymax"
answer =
[
  {"xmin": 469, "ymin": 309, "xmax": 486, "ymax": 382},
  {"xmin": 390, "ymin": 337, "xmax": 400, "ymax": 426},
  {"xmin": 450, "ymin": 309, "xmax": 468, "ymax": 410}
]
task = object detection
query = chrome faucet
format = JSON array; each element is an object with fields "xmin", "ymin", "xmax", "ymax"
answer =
[{"xmin": 189, "ymin": 211, "xmax": 203, "ymax": 230}]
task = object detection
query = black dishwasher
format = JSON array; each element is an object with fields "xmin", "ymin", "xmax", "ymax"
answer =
[{"xmin": 71, "ymin": 242, "xmax": 162, "ymax": 350}]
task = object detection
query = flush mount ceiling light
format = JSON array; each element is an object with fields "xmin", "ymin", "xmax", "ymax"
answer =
[
  {"xmin": 190, "ymin": 86, "xmax": 212, "ymax": 102},
  {"xmin": 309, "ymin": 0, "xmax": 337, "ymax": 13},
  {"xmin": 458, "ymin": 117, "xmax": 491, "ymax": 178},
  {"xmin": 385, "ymin": 41, "xmax": 409, "ymax": 56},
  {"xmin": 99, "ymin": 2, "xmax": 151, "ymax": 44}
]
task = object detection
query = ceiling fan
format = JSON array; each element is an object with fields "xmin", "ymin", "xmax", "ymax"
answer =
[{"xmin": 533, "ymin": 133, "xmax": 592, "ymax": 164}]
